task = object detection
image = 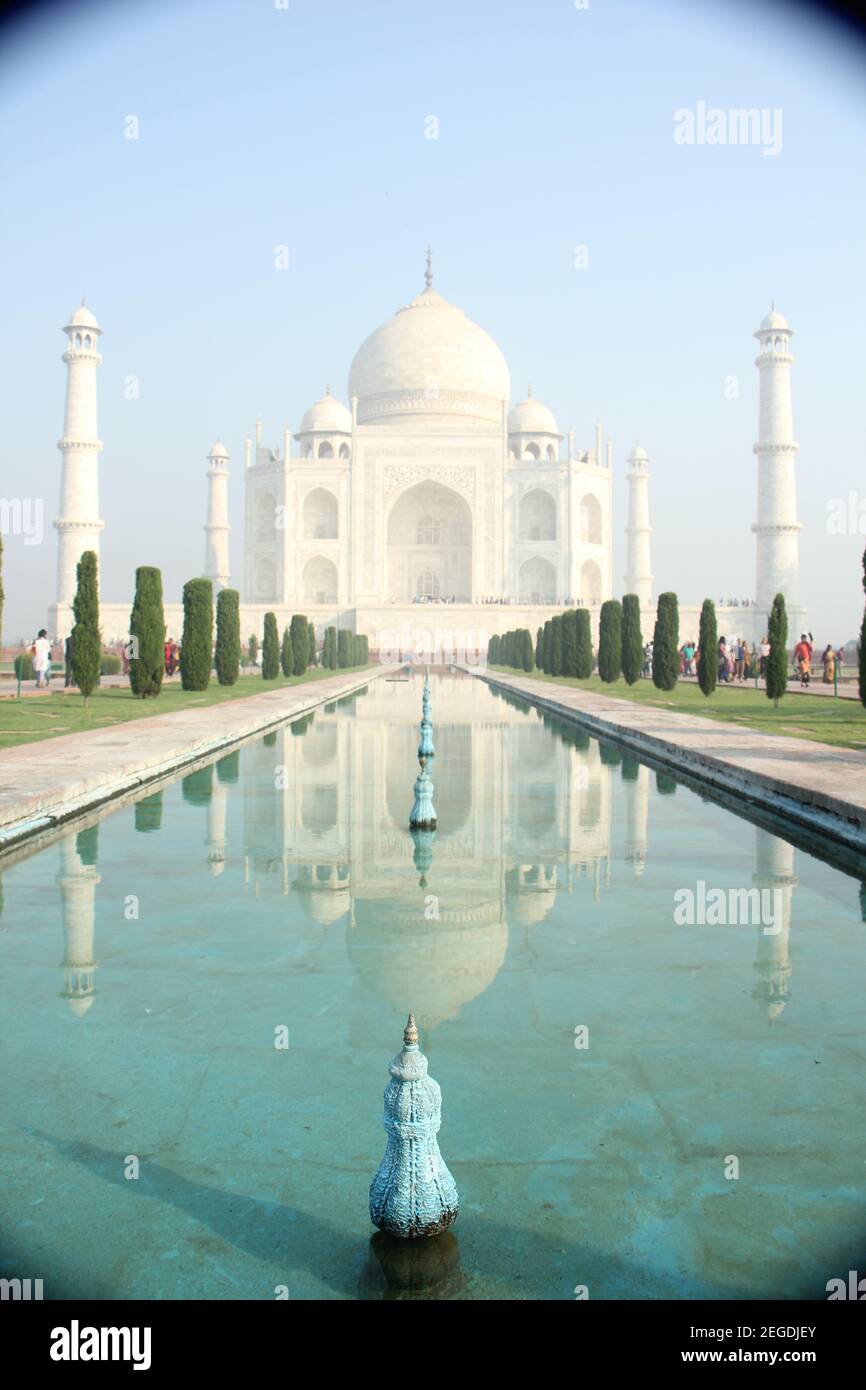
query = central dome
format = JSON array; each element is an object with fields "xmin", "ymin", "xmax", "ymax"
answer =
[{"xmin": 348, "ymin": 283, "xmax": 510, "ymax": 427}]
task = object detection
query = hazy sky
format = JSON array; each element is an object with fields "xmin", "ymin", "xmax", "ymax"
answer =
[{"xmin": 1, "ymin": 0, "xmax": 864, "ymax": 642}]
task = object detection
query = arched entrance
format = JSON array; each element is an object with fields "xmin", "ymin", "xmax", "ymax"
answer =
[
  {"xmin": 518, "ymin": 555, "xmax": 556, "ymax": 604},
  {"xmin": 303, "ymin": 555, "xmax": 338, "ymax": 604},
  {"xmin": 386, "ymin": 480, "xmax": 473, "ymax": 601}
]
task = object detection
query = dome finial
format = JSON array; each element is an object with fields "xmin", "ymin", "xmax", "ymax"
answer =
[
  {"xmin": 424, "ymin": 246, "xmax": 433, "ymax": 290},
  {"xmin": 403, "ymin": 1012, "xmax": 419, "ymax": 1047},
  {"xmin": 527, "ymin": 381, "xmax": 532, "ymax": 398},
  {"xmin": 325, "ymin": 383, "xmax": 331, "ymax": 396}
]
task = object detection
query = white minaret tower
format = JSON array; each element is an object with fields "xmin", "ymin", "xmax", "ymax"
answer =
[
  {"xmin": 625, "ymin": 444, "xmax": 652, "ymax": 605},
  {"xmin": 752, "ymin": 307, "xmax": 802, "ymax": 621},
  {"xmin": 54, "ymin": 301, "xmax": 104, "ymax": 614},
  {"xmin": 203, "ymin": 440, "xmax": 231, "ymax": 590}
]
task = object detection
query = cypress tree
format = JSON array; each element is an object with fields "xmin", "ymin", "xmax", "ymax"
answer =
[
  {"xmin": 214, "ymin": 588, "xmax": 240, "ymax": 686},
  {"xmin": 261, "ymin": 611, "xmax": 280, "ymax": 679},
  {"xmin": 280, "ymin": 625, "xmax": 292, "ymax": 677},
  {"xmin": 597, "ymin": 599, "xmax": 623, "ymax": 683},
  {"xmin": 361, "ymin": 635, "xmax": 369, "ymax": 664},
  {"xmin": 652, "ymin": 592, "xmax": 679, "ymax": 691},
  {"xmin": 550, "ymin": 615, "xmax": 564, "ymax": 676},
  {"xmin": 129, "ymin": 565, "xmax": 165, "ymax": 697},
  {"xmin": 308, "ymin": 623, "xmax": 317, "ymax": 667},
  {"xmin": 697, "ymin": 598, "xmax": 718, "ymax": 698},
  {"xmin": 535, "ymin": 626, "xmax": 543, "ymax": 669},
  {"xmin": 575, "ymin": 609, "xmax": 593, "ymax": 678},
  {"xmin": 326, "ymin": 626, "xmax": 337, "ymax": 668},
  {"xmin": 290, "ymin": 614, "xmax": 308, "ymax": 676},
  {"xmin": 71, "ymin": 549, "xmax": 102, "ymax": 701},
  {"xmin": 542, "ymin": 619, "xmax": 553, "ymax": 674},
  {"xmin": 561, "ymin": 608, "xmax": 578, "ymax": 678},
  {"xmin": 337, "ymin": 628, "xmax": 350, "ymax": 668},
  {"xmin": 180, "ymin": 578, "xmax": 213, "ymax": 691},
  {"xmin": 766, "ymin": 592, "xmax": 788, "ymax": 708},
  {"xmin": 621, "ymin": 594, "xmax": 643, "ymax": 686},
  {"xmin": 860, "ymin": 547, "xmax": 866, "ymax": 707},
  {"xmin": 521, "ymin": 628, "xmax": 534, "ymax": 673}
]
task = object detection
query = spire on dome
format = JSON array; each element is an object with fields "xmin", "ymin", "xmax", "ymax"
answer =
[
  {"xmin": 527, "ymin": 382, "xmax": 533, "ymax": 398},
  {"xmin": 403, "ymin": 1013, "xmax": 419, "ymax": 1048},
  {"xmin": 424, "ymin": 246, "xmax": 433, "ymax": 290}
]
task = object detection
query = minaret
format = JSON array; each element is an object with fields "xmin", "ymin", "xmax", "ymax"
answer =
[
  {"xmin": 54, "ymin": 300, "xmax": 104, "ymax": 610},
  {"xmin": 625, "ymin": 444, "xmax": 652, "ymax": 605},
  {"xmin": 203, "ymin": 440, "xmax": 230, "ymax": 590},
  {"xmin": 752, "ymin": 307, "xmax": 801, "ymax": 617}
]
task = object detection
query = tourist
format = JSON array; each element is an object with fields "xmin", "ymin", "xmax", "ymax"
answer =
[
  {"xmin": 642, "ymin": 641, "xmax": 653, "ymax": 678},
  {"xmin": 759, "ymin": 636, "xmax": 770, "ymax": 677},
  {"xmin": 32, "ymin": 628, "xmax": 52, "ymax": 689},
  {"xmin": 837, "ymin": 647, "xmax": 845, "ymax": 682},
  {"xmin": 793, "ymin": 632, "xmax": 813, "ymax": 688},
  {"xmin": 822, "ymin": 644, "xmax": 835, "ymax": 684},
  {"xmin": 748, "ymin": 643, "xmax": 759, "ymax": 680},
  {"xmin": 735, "ymin": 638, "xmax": 747, "ymax": 682},
  {"xmin": 718, "ymin": 635, "xmax": 729, "ymax": 682},
  {"xmin": 682, "ymin": 639, "xmax": 695, "ymax": 676},
  {"xmin": 64, "ymin": 632, "xmax": 76, "ymax": 688}
]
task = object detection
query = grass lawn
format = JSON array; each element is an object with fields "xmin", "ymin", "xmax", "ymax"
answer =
[
  {"xmin": 488, "ymin": 667, "xmax": 866, "ymax": 751},
  {"xmin": 0, "ymin": 665, "xmax": 376, "ymax": 749}
]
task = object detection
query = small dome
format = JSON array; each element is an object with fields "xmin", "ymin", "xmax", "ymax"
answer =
[
  {"xmin": 66, "ymin": 301, "xmax": 101, "ymax": 333},
  {"xmin": 208, "ymin": 440, "xmax": 229, "ymax": 459},
  {"xmin": 508, "ymin": 394, "xmax": 560, "ymax": 437},
  {"xmin": 758, "ymin": 308, "xmax": 790, "ymax": 332},
  {"xmin": 628, "ymin": 444, "xmax": 648, "ymax": 462},
  {"xmin": 297, "ymin": 389, "xmax": 352, "ymax": 436}
]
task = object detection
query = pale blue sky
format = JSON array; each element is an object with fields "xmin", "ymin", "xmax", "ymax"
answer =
[{"xmin": 1, "ymin": 0, "xmax": 864, "ymax": 642}]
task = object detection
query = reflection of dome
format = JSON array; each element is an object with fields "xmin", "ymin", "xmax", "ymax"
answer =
[
  {"xmin": 297, "ymin": 389, "xmax": 352, "ymax": 436},
  {"xmin": 67, "ymin": 994, "xmax": 95, "ymax": 1017},
  {"xmin": 294, "ymin": 863, "xmax": 351, "ymax": 925},
  {"xmin": 507, "ymin": 394, "xmax": 559, "ymax": 437},
  {"xmin": 348, "ymin": 283, "xmax": 510, "ymax": 426},
  {"xmin": 506, "ymin": 865, "xmax": 558, "ymax": 926},
  {"xmin": 349, "ymin": 897, "xmax": 507, "ymax": 1026}
]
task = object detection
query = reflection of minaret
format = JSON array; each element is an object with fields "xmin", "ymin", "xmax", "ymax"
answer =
[
  {"xmin": 752, "ymin": 828, "xmax": 796, "ymax": 1021},
  {"xmin": 207, "ymin": 775, "xmax": 228, "ymax": 876},
  {"xmin": 57, "ymin": 831, "xmax": 100, "ymax": 1016},
  {"xmin": 623, "ymin": 759, "xmax": 649, "ymax": 876}
]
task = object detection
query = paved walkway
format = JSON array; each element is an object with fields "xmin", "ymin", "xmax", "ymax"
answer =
[
  {"xmin": 472, "ymin": 668, "xmax": 866, "ymax": 855},
  {"xmin": 0, "ymin": 666, "xmax": 391, "ymax": 848},
  {"xmin": 677, "ymin": 673, "xmax": 858, "ymax": 700}
]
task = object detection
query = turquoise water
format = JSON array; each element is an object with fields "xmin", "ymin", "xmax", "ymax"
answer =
[{"xmin": 1, "ymin": 671, "xmax": 864, "ymax": 1300}]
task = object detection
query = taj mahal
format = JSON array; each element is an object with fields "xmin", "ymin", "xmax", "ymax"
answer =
[{"xmin": 48, "ymin": 254, "xmax": 807, "ymax": 651}]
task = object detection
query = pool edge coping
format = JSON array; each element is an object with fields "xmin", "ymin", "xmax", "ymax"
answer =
[
  {"xmin": 0, "ymin": 665, "xmax": 395, "ymax": 853},
  {"xmin": 469, "ymin": 667, "xmax": 866, "ymax": 858}
]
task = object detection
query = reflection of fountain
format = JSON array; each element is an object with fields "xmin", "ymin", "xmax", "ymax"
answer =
[
  {"xmin": 410, "ymin": 828, "xmax": 435, "ymax": 889},
  {"xmin": 752, "ymin": 828, "xmax": 796, "ymax": 1021},
  {"xmin": 409, "ymin": 670, "xmax": 437, "ymax": 829},
  {"xmin": 57, "ymin": 828, "xmax": 99, "ymax": 1017},
  {"xmin": 359, "ymin": 1231, "xmax": 464, "ymax": 1300}
]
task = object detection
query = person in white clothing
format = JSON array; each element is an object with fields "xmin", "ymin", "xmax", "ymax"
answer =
[{"xmin": 32, "ymin": 628, "xmax": 52, "ymax": 689}]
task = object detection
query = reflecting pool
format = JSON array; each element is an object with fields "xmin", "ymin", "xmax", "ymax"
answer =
[{"xmin": 1, "ymin": 671, "xmax": 865, "ymax": 1299}]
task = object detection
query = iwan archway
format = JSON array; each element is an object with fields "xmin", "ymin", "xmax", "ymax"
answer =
[{"xmin": 386, "ymin": 480, "xmax": 473, "ymax": 602}]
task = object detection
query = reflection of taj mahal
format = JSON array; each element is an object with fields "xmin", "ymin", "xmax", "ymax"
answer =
[{"xmin": 37, "ymin": 675, "xmax": 802, "ymax": 1029}]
